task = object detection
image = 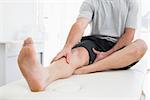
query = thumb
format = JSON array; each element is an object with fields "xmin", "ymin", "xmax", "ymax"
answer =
[
  {"xmin": 74, "ymin": 65, "xmax": 96, "ymax": 74},
  {"xmin": 92, "ymin": 48, "xmax": 100, "ymax": 55}
]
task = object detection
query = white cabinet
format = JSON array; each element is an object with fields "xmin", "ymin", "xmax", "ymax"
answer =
[{"xmin": 0, "ymin": 41, "xmax": 44, "ymax": 86}]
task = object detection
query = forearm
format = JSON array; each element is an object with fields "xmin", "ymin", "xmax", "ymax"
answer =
[
  {"xmin": 107, "ymin": 29, "xmax": 135, "ymax": 55},
  {"xmin": 65, "ymin": 23, "xmax": 84, "ymax": 48},
  {"xmin": 65, "ymin": 18, "xmax": 88, "ymax": 49},
  {"xmin": 81, "ymin": 30, "xmax": 135, "ymax": 70}
]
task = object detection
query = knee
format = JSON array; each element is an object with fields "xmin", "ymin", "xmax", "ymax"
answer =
[
  {"xmin": 130, "ymin": 39, "xmax": 148, "ymax": 58},
  {"xmin": 134, "ymin": 39, "xmax": 148, "ymax": 53},
  {"xmin": 72, "ymin": 47, "xmax": 88, "ymax": 58},
  {"xmin": 71, "ymin": 47, "xmax": 89, "ymax": 65}
]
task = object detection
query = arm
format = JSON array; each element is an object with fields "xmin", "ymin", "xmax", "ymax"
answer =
[
  {"xmin": 74, "ymin": 28, "xmax": 136, "ymax": 74},
  {"xmin": 52, "ymin": 17, "xmax": 89, "ymax": 63},
  {"xmin": 52, "ymin": 0, "xmax": 94, "ymax": 63},
  {"xmin": 106, "ymin": 28, "xmax": 135, "ymax": 55},
  {"xmin": 65, "ymin": 17, "xmax": 89, "ymax": 49},
  {"xmin": 73, "ymin": 0, "xmax": 139, "ymax": 74},
  {"xmin": 92, "ymin": 0, "xmax": 139, "ymax": 61},
  {"xmin": 92, "ymin": 28, "xmax": 135, "ymax": 62}
]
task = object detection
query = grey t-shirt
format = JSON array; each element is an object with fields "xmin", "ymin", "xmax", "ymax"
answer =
[{"xmin": 78, "ymin": 0, "xmax": 139, "ymax": 42}]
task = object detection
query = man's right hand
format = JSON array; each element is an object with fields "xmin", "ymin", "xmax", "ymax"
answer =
[
  {"xmin": 51, "ymin": 47, "xmax": 72, "ymax": 64},
  {"xmin": 51, "ymin": 17, "xmax": 89, "ymax": 64}
]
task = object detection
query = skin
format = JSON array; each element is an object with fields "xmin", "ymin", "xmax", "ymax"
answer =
[
  {"xmin": 18, "ymin": 17, "xmax": 147, "ymax": 92},
  {"xmin": 90, "ymin": 28, "xmax": 136, "ymax": 63},
  {"xmin": 51, "ymin": 17, "xmax": 89, "ymax": 63},
  {"xmin": 18, "ymin": 38, "xmax": 89, "ymax": 92},
  {"xmin": 74, "ymin": 39, "xmax": 147, "ymax": 74}
]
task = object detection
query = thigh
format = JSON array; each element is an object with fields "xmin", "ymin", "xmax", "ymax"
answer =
[
  {"xmin": 73, "ymin": 36, "xmax": 116, "ymax": 65},
  {"xmin": 71, "ymin": 47, "xmax": 90, "ymax": 67},
  {"xmin": 73, "ymin": 40, "xmax": 98, "ymax": 65}
]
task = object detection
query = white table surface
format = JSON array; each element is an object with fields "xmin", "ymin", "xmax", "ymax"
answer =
[
  {"xmin": 0, "ymin": 71, "xmax": 146, "ymax": 100},
  {"xmin": 0, "ymin": 56, "xmax": 148, "ymax": 100}
]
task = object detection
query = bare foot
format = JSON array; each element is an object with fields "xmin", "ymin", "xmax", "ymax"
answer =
[{"xmin": 18, "ymin": 37, "xmax": 49, "ymax": 92}]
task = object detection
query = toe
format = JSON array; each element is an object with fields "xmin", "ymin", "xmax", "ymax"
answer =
[{"xmin": 23, "ymin": 37, "xmax": 33, "ymax": 46}]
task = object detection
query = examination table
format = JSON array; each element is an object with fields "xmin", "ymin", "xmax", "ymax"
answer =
[{"xmin": 0, "ymin": 56, "xmax": 148, "ymax": 100}]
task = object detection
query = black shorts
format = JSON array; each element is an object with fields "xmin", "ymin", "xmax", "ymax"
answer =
[{"xmin": 73, "ymin": 35, "xmax": 138, "ymax": 70}]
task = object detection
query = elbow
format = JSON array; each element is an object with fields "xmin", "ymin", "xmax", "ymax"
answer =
[
  {"xmin": 123, "ymin": 34, "xmax": 134, "ymax": 46},
  {"xmin": 75, "ymin": 18, "xmax": 88, "ymax": 30},
  {"xmin": 128, "ymin": 36, "xmax": 134, "ymax": 43},
  {"xmin": 124, "ymin": 28, "xmax": 135, "ymax": 44},
  {"xmin": 124, "ymin": 32, "xmax": 135, "ymax": 45},
  {"xmin": 74, "ymin": 22, "xmax": 83, "ymax": 30},
  {"xmin": 74, "ymin": 21, "xmax": 86, "ymax": 30},
  {"xmin": 126, "ymin": 37, "xmax": 134, "ymax": 45},
  {"xmin": 70, "ymin": 22, "xmax": 82, "ymax": 33}
]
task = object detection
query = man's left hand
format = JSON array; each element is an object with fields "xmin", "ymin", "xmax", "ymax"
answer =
[
  {"xmin": 73, "ymin": 48, "xmax": 112, "ymax": 75},
  {"xmin": 93, "ymin": 48, "xmax": 110, "ymax": 62}
]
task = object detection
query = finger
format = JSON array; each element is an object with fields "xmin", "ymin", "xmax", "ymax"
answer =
[
  {"xmin": 92, "ymin": 48, "xmax": 100, "ymax": 55},
  {"xmin": 50, "ymin": 58, "xmax": 55, "ymax": 63},
  {"xmin": 51, "ymin": 56, "xmax": 58, "ymax": 63},
  {"xmin": 66, "ymin": 52, "xmax": 72, "ymax": 64},
  {"xmin": 74, "ymin": 65, "xmax": 96, "ymax": 75},
  {"xmin": 52, "ymin": 52, "xmax": 63, "ymax": 63},
  {"xmin": 94, "ymin": 57, "xmax": 99, "ymax": 63}
]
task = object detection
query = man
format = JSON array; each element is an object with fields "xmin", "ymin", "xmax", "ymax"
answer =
[{"xmin": 18, "ymin": 0, "xmax": 147, "ymax": 92}]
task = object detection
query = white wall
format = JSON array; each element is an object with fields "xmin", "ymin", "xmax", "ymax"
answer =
[
  {"xmin": 0, "ymin": 0, "xmax": 45, "ymax": 41},
  {"xmin": 0, "ymin": 3, "xmax": 4, "ymax": 38},
  {"xmin": 42, "ymin": 0, "xmax": 88, "ymax": 65},
  {"xmin": 42, "ymin": 0, "xmax": 91, "ymax": 65},
  {"xmin": 42, "ymin": 0, "xmax": 150, "ymax": 67},
  {"xmin": 1, "ymin": 0, "xmax": 148, "ymax": 67}
]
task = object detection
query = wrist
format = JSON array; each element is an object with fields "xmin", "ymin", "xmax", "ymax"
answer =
[
  {"xmin": 107, "ymin": 48, "xmax": 115, "ymax": 55},
  {"xmin": 64, "ymin": 44, "xmax": 72, "ymax": 49}
]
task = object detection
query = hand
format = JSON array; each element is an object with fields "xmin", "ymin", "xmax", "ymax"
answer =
[
  {"xmin": 51, "ymin": 47, "xmax": 72, "ymax": 64},
  {"xmin": 93, "ymin": 48, "xmax": 110, "ymax": 62},
  {"xmin": 73, "ymin": 48, "xmax": 111, "ymax": 75}
]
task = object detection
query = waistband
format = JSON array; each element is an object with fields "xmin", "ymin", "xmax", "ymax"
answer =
[{"xmin": 91, "ymin": 35, "xmax": 119, "ymax": 43}]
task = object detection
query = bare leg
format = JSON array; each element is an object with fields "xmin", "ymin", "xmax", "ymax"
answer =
[
  {"xmin": 18, "ymin": 38, "xmax": 89, "ymax": 92},
  {"xmin": 75, "ymin": 39, "xmax": 148, "ymax": 74}
]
